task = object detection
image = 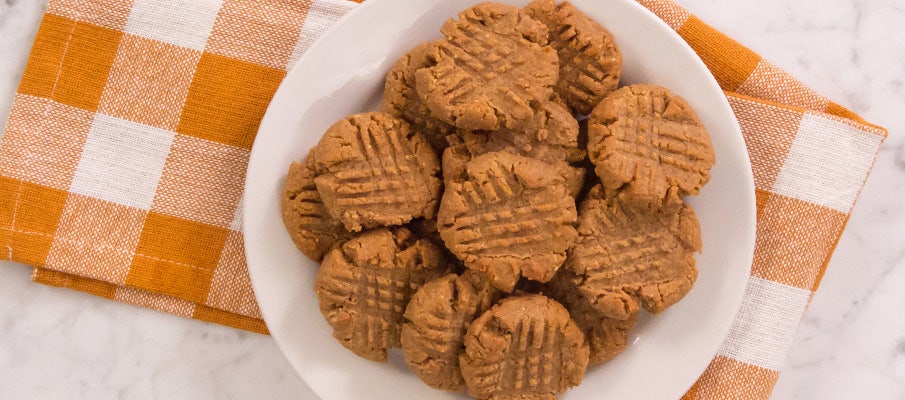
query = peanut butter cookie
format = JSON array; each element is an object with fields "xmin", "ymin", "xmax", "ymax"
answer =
[
  {"xmin": 458, "ymin": 99, "xmax": 585, "ymax": 165},
  {"xmin": 401, "ymin": 271, "xmax": 498, "ymax": 391},
  {"xmin": 525, "ymin": 0, "xmax": 622, "ymax": 114},
  {"xmin": 442, "ymin": 98, "xmax": 586, "ymax": 197},
  {"xmin": 565, "ymin": 185, "xmax": 701, "ymax": 320},
  {"xmin": 415, "ymin": 2, "xmax": 559, "ymax": 131},
  {"xmin": 381, "ymin": 41, "xmax": 457, "ymax": 153},
  {"xmin": 280, "ymin": 151, "xmax": 350, "ymax": 262},
  {"xmin": 438, "ymin": 152, "xmax": 578, "ymax": 292},
  {"xmin": 588, "ymin": 84, "xmax": 715, "ymax": 208},
  {"xmin": 545, "ymin": 269, "xmax": 637, "ymax": 365},
  {"xmin": 460, "ymin": 294, "xmax": 589, "ymax": 399},
  {"xmin": 313, "ymin": 112, "xmax": 442, "ymax": 232},
  {"xmin": 442, "ymin": 139, "xmax": 585, "ymax": 199},
  {"xmin": 314, "ymin": 227, "xmax": 450, "ymax": 362}
]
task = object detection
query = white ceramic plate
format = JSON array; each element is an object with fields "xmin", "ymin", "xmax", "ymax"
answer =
[{"xmin": 245, "ymin": 0, "xmax": 756, "ymax": 398}]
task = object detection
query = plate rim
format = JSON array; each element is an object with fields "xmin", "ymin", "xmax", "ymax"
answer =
[{"xmin": 244, "ymin": 0, "xmax": 756, "ymax": 398}]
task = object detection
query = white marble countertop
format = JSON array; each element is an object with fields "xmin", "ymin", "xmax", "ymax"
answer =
[{"xmin": 1, "ymin": 0, "xmax": 903, "ymax": 399}]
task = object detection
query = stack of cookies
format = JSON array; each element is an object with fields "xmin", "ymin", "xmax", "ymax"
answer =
[{"xmin": 280, "ymin": 1, "xmax": 715, "ymax": 398}]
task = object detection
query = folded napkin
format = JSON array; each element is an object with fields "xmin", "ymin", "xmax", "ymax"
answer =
[{"xmin": 0, "ymin": 0, "xmax": 886, "ymax": 398}]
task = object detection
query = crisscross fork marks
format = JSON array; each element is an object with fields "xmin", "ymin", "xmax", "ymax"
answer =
[
  {"xmin": 401, "ymin": 272, "xmax": 497, "ymax": 390},
  {"xmin": 606, "ymin": 95, "xmax": 713, "ymax": 177},
  {"xmin": 330, "ymin": 116, "xmax": 422, "ymax": 207},
  {"xmin": 498, "ymin": 318, "xmax": 563, "ymax": 393},
  {"xmin": 445, "ymin": 26, "xmax": 535, "ymax": 103},
  {"xmin": 588, "ymin": 85, "xmax": 715, "ymax": 204},
  {"xmin": 566, "ymin": 187, "xmax": 700, "ymax": 317},
  {"xmin": 525, "ymin": 0, "xmax": 622, "ymax": 113},
  {"xmin": 446, "ymin": 158, "xmax": 574, "ymax": 258},
  {"xmin": 314, "ymin": 112, "xmax": 441, "ymax": 230},
  {"xmin": 461, "ymin": 295, "xmax": 588, "ymax": 398}
]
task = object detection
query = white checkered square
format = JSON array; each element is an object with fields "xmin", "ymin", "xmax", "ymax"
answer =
[
  {"xmin": 771, "ymin": 113, "xmax": 884, "ymax": 213},
  {"xmin": 125, "ymin": 0, "xmax": 224, "ymax": 51},
  {"xmin": 70, "ymin": 114, "xmax": 175, "ymax": 210},
  {"xmin": 717, "ymin": 276, "xmax": 811, "ymax": 370},
  {"xmin": 287, "ymin": 0, "xmax": 357, "ymax": 69}
]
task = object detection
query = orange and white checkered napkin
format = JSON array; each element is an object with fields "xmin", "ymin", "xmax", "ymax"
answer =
[{"xmin": 0, "ymin": 0, "xmax": 887, "ymax": 398}]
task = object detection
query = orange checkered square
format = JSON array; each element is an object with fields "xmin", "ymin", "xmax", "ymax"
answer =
[
  {"xmin": 683, "ymin": 356, "xmax": 779, "ymax": 400},
  {"xmin": 205, "ymin": 0, "xmax": 310, "ymax": 69},
  {"xmin": 0, "ymin": 95, "xmax": 93, "ymax": 191},
  {"xmin": 176, "ymin": 53, "xmax": 284, "ymax": 149},
  {"xmin": 126, "ymin": 212, "xmax": 228, "ymax": 303},
  {"xmin": 17, "ymin": 14, "xmax": 71, "ymax": 100},
  {"xmin": 98, "ymin": 34, "xmax": 201, "ymax": 130},
  {"xmin": 678, "ymin": 16, "xmax": 761, "ymax": 92},
  {"xmin": 44, "ymin": 194, "xmax": 146, "ymax": 284},
  {"xmin": 18, "ymin": 15, "xmax": 122, "ymax": 112},
  {"xmin": 0, "ymin": 177, "xmax": 69, "ymax": 267},
  {"xmin": 46, "ymin": 0, "xmax": 136, "ymax": 30},
  {"xmin": 751, "ymin": 193, "xmax": 847, "ymax": 289},
  {"xmin": 33, "ymin": 268, "xmax": 118, "ymax": 299},
  {"xmin": 151, "ymin": 134, "xmax": 249, "ymax": 228}
]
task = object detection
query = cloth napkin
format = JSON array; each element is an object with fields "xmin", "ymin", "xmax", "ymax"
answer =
[{"xmin": 0, "ymin": 0, "xmax": 887, "ymax": 398}]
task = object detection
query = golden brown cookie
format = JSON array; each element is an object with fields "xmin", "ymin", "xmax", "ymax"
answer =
[
  {"xmin": 544, "ymin": 269, "xmax": 636, "ymax": 365},
  {"xmin": 438, "ymin": 152, "xmax": 578, "ymax": 292},
  {"xmin": 280, "ymin": 151, "xmax": 351, "ymax": 262},
  {"xmin": 447, "ymin": 97, "xmax": 585, "ymax": 197},
  {"xmin": 460, "ymin": 294, "xmax": 589, "ymax": 399},
  {"xmin": 314, "ymin": 227, "xmax": 450, "ymax": 362},
  {"xmin": 587, "ymin": 85, "xmax": 715, "ymax": 208},
  {"xmin": 441, "ymin": 139, "xmax": 593, "ymax": 198},
  {"xmin": 381, "ymin": 41, "xmax": 457, "ymax": 153},
  {"xmin": 525, "ymin": 0, "xmax": 622, "ymax": 114},
  {"xmin": 440, "ymin": 137, "xmax": 473, "ymax": 184},
  {"xmin": 401, "ymin": 271, "xmax": 499, "ymax": 391},
  {"xmin": 458, "ymin": 100, "xmax": 584, "ymax": 164},
  {"xmin": 565, "ymin": 185, "xmax": 701, "ymax": 320},
  {"xmin": 313, "ymin": 112, "xmax": 442, "ymax": 232},
  {"xmin": 415, "ymin": 2, "xmax": 559, "ymax": 131}
]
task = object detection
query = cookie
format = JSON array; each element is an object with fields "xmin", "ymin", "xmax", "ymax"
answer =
[
  {"xmin": 440, "ymin": 137, "xmax": 473, "ymax": 184},
  {"xmin": 545, "ymin": 269, "xmax": 636, "ymax": 365},
  {"xmin": 280, "ymin": 151, "xmax": 350, "ymax": 262},
  {"xmin": 587, "ymin": 85, "xmax": 715, "ymax": 208},
  {"xmin": 415, "ymin": 2, "xmax": 559, "ymax": 131},
  {"xmin": 450, "ymin": 97, "xmax": 585, "ymax": 197},
  {"xmin": 460, "ymin": 294, "xmax": 589, "ymax": 399},
  {"xmin": 565, "ymin": 185, "xmax": 701, "ymax": 320},
  {"xmin": 314, "ymin": 227, "xmax": 450, "ymax": 362},
  {"xmin": 381, "ymin": 41, "xmax": 457, "ymax": 153},
  {"xmin": 525, "ymin": 0, "xmax": 622, "ymax": 114},
  {"xmin": 438, "ymin": 152, "xmax": 578, "ymax": 292},
  {"xmin": 441, "ymin": 138, "xmax": 593, "ymax": 198},
  {"xmin": 313, "ymin": 112, "xmax": 442, "ymax": 232},
  {"xmin": 458, "ymin": 100, "xmax": 585, "ymax": 165},
  {"xmin": 401, "ymin": 271, "xmax": 498, "ymax": 391}
]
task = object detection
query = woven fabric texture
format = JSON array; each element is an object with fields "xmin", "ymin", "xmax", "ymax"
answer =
[{"xmin": 0, "ymin": 0, "xmax": 887, "ymax": 398}]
